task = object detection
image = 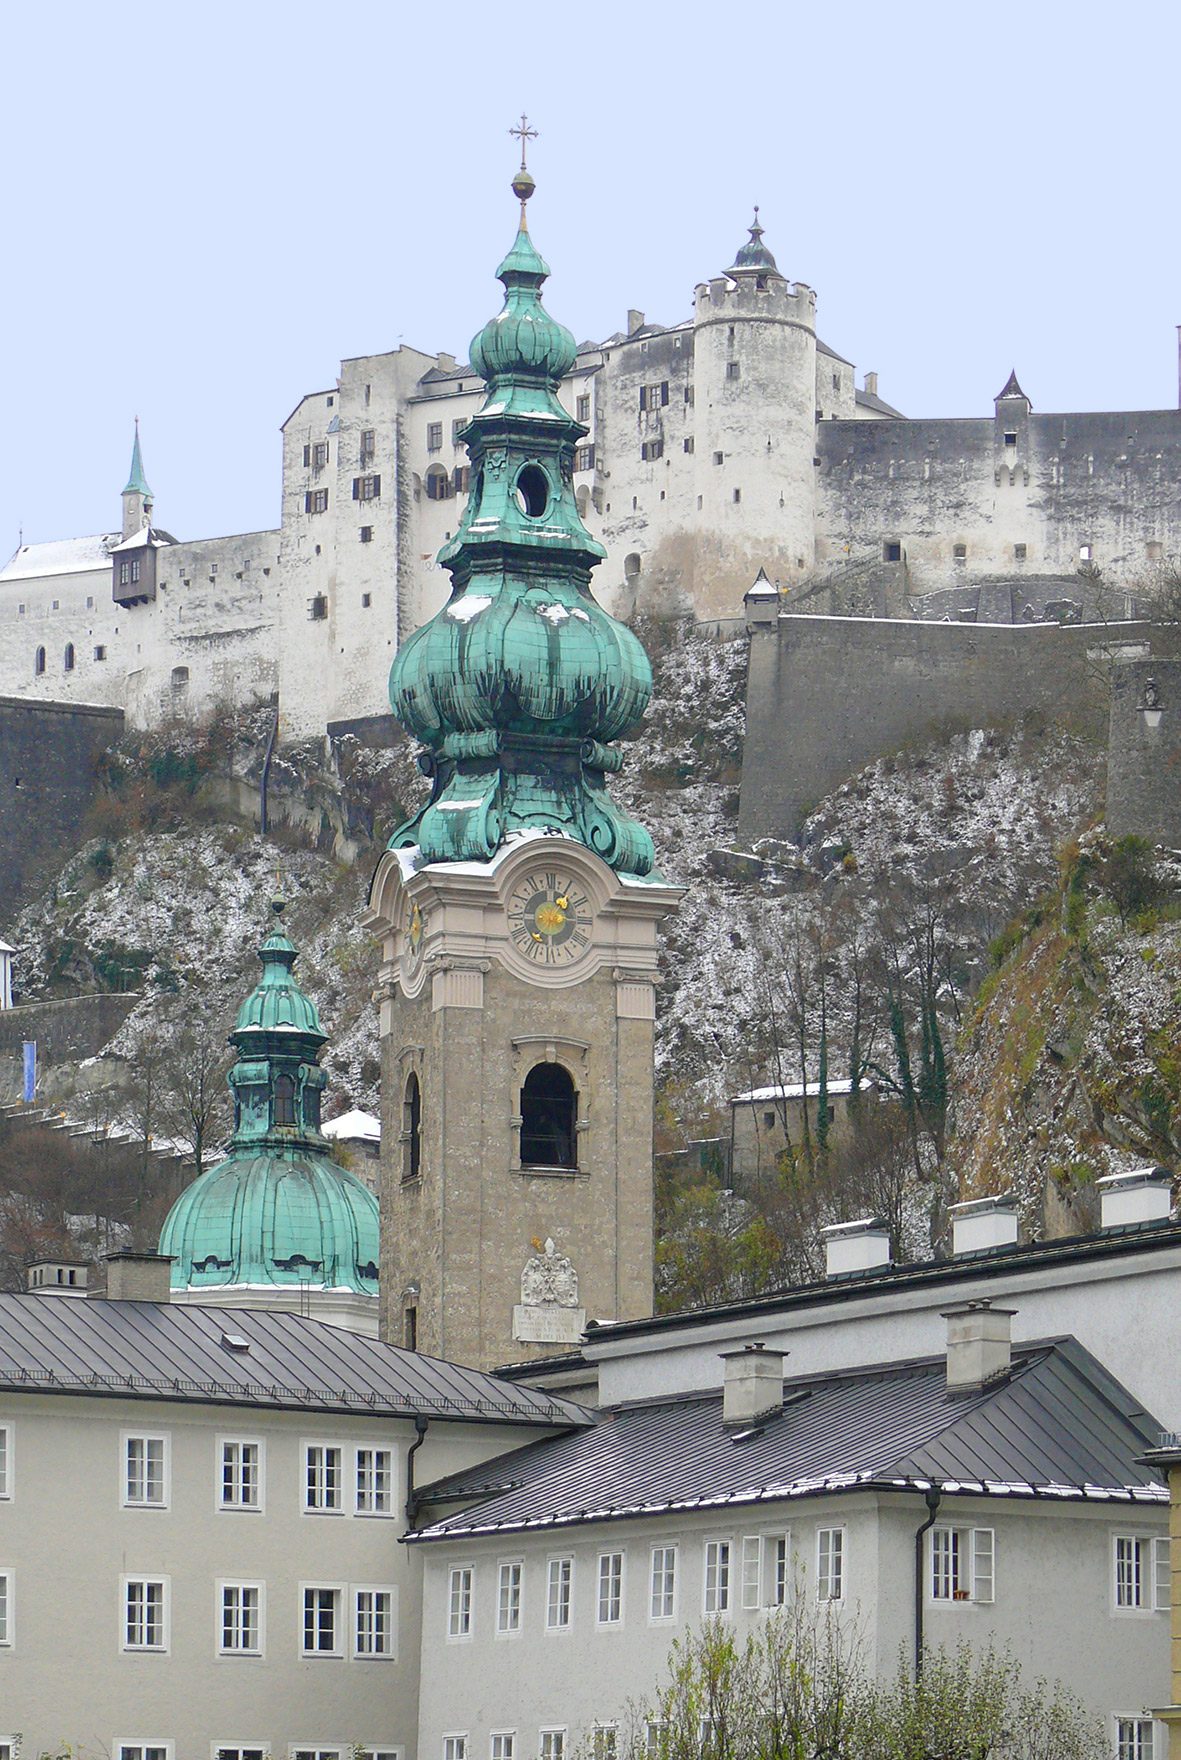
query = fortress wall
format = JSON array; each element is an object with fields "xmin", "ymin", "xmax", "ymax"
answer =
[
  {"xmin": 738, "ymin": 615, "xmax": 1179, "ymax": 841},
  {"xmin": 815, "ymin": 409, "xmax": 1181, "ymax": 595},
  {"xmin": 0, "ymin": 696, "xmax": 124, "ymax": 921},
  {"xmin": 1107, "ymin": 658, "xmax": 1181, "ymax": 847}
]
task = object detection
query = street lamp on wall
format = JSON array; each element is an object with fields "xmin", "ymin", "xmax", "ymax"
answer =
[{"xmin": 1140, "ymin": 675, "xmax": 1165, "ymax": 730}]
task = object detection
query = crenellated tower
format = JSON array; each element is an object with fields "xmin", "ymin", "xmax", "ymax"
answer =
[{"xmin": 365, "ymin": 138, "xmax": 680, "ymax": 1371}]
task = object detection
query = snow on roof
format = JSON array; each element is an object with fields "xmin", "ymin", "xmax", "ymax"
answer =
[
  {"xmin": 322, "ymin": 1110, "xmax": 381, "ymax": 1144},
  {"xmin": 0, "ymin": 534, "xmax": 117, "ymax": 583},
  {"xmin": 109, "ymin": 525, "xmax": 174, "ymax": 555},
  {"xmin": 732, "ymin": 1078, "xmax": 874, "ymax": 1104}
]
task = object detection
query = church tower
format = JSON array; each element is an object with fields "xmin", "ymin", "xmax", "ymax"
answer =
[{"xmin": 365, "ymin": 142, "xmax": 680, "ymax": 1371}]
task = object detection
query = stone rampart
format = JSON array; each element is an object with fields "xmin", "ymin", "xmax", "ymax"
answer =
[
  {"xmin": 0, "ymin": 696, "xmax": 124, "ymax": 921},
  {"xmin": 1107, "ymin": 658, "xmax": 1181, "ymax": 846},
  {"xmin": 0, "ymin": 992, "xmax": 139, "ymax": 1101},
  {"xmin": 739, "ymin": 615, "xmax": 1181, "ymax": 840}
]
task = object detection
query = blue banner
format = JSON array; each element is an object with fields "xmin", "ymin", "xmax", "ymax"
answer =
[{"xmin": 22, "ymin": 1041, "xmax": 35, "ymax": 1103}]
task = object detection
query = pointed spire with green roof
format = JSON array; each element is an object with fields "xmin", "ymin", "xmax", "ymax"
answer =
[
  {"xmin": 386, "ymin": 126, "xmax": 657, "ymax": 877},
  {"xmin": 123, "ymin": 419, "xmax": 151, "ymax": 498},
  {"xmin": 121, "ymin": 419, "xmax": 153, "ymax": 538}
]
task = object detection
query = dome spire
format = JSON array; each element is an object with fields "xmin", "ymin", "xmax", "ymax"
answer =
[
  {"xmin": 385, "ymin": 134, "xmax": 657, "ymax": 878},
  {"xmin": 727, "ymin": 207, "xmax": 782, "ymax": 278}
]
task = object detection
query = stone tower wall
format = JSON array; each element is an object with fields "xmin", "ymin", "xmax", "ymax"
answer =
[
  {"xmin": 0, "ymin": 695, "xmax": 124, "ymax": 920},
  {"xmin": 1107, "ymin": 657, "xmax": 1181, "ymax": 846}
]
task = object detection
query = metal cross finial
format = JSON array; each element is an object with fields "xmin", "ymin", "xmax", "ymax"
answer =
[{"xmin": 510, "ymin": 113, "xmax": 538, "ymax": 169}]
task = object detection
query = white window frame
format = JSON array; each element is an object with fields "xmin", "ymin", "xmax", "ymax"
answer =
[
  {"xmin": 546, "ymin": 1555, "xmax": 573, "ymax": 1632},
  {"xmin": 218, "ymin": 1438, "xmax": 264, "ymax": 1513},
  {"xmin": 0, "ymin": 1421, "xmax": 11, "ymax": 1500},
  {"xmin": 115, "ymin": 1743, "xmax": 173, "ymax": 1760},
  {"xmin": 929, "ymin": 1525, "xmax": 995, "ymax": 1605},
  {"xmin": 121, "ymin": 1575, "xmax": 169, "ymax": 1653},
  {"xmin": 442, "ymin": 1737, "xmax": 469, "ymax": 1760},
  {"xmin": 703, "ymin": 1538, "xmax": 731, "ymax": 1616},
  {"xmin": 291, "ymin": 1749, "xmax": 347, "ymax": 1760},
  {"xmin": 539, "ymin": 1731, "xmax": 567, "ymax": 1760},
  {"xmin": 353, "ymin": 1583, "xmax": 397, "ymax": 1659},
  {"xmin": 300, "ymin": 1582, "xmax": 344, "ymax": 1657},
  {"xmin": 121, "ymin": 1431, "xmax": 170, "ymax": 1509},
  {"xmin": 302, "ymin": 1441, "xmax": 346, "ymax": 1514},
  {"xmin": 497, "ymin": 1559, "xmax": 523, "ymax": 1636},
  {"xmin": 740, "ymin": 1535, "xmax": 760, "ymax": 1610},
  {"xmin": 1113, "ymin": 1534, "xmax": 1169, "ymax": 1614},
  {"xmin": 596, "ymin": 1550, "xmax": 624, "ymax": 1627},
  {"xmin": 816, "ymin": 1528, "xmax": 844, "ymax": 1602},
  {"xmin": 217, "ymin": 1580, "xmax": 264, "ymax": 1656},
  {"xmin": 1115, "ymin": 1717, "xmax": 1158, "ymax": 1760},
  {"xmin": 490, "ymin": 1734, "xmax": 516, "ymax": 1760},
  {"xmin": 650, "ymin": 1544, "xmax": 677, "ymax": 1623},
  {"xmin": 448, "ymin": 1564, "xmax": 474, "ymax": 1640},
  {"xmin": 762, "ymin": 1532, "xmax": 790, "ymax": 1609},
  {"xmin": 592, "ymin": 1729, "xmax": 617, "ymax": 1760},
  {"xmin": 212, "ymin": 1747, "xmax": 268, "ymax": 1760},
  {"xmin": 0, "ymin": 1567, "xmax": 12, "ymax": 1647},
  {"xmin": 356, "ymin": 1750, "xmax": 402, "ymax": 1760},
  {"xmin": 355, "ymin": 1445, "xmax": 395, "ymax": 1517}
]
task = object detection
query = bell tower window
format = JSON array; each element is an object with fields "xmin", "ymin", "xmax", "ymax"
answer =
[
  {"xmin": 303, "ymin": 1084, "xmax": 321, "ymax": 1130},
  {"xmin": 520, "ymin": 1063, "xmax": 578, "ymax": 1170},
  {"xmin": 273, "ymin": 1074, "xmax": 296, "ymax": 1127},
  {"xmin": 402, "ymin": 1071, "xmax": 422, "ymax": 1182}
]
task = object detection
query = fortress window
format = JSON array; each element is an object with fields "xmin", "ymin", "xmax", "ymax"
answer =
[
  {"xmin": 360, "ymin": 528, "xmax": 373, "ymax": 544},
  {"xmin": 577, "ymin": 394, "xmax": 591, "ymax": 422},
  {"xmin": 1148, "ymin": 540, "xmax": 1163, "ymax": 561},
  {"xmin": 641, "ymin": 439, "xmax": 664, "ymax": 462},
  {"xmin": 171, "ymin": 666, "xmax": 189, "ymax": 690},
  {"xmin": 833, "ymin": 373, "xmax": 840, "ymax": 391},
  {"xmin": 713, "ymin": 451, "xmax": 724, "ymax": 466},
  {"xmin": 273, "ymin": 1075, "xmax": 296, "ymax": 1128},
  {"xmin": 353, "ymin": 474, "xmax": 381, "ymax": 501},
  {"xmin": 883, "ymin": 541, "xmax": 902, "ymax": 563},
  {"xmin": 684, "ymin": 437, "xmax": 694, "ymax": 454},
  {"xmin": 520, "ymin": 1063, "xmax": 578, "ymax": 1170},
  {"xmin": 574, "ymin": 444, "xmax": 596, "ymax": 472},
  {"xmin": 685, "ymin": 385, "xmax": 694, "ymax": 406},
  {"xmin": 425, "ymin": 465, "xmax": 452, "ymax": 501},
  {"xmin": 624, "ymin": 553, "xmax": 642, "ymax": 580},
  {"xmin": 305, "ymin": 489, "xmax": 328, "ymax": 514},
  {"xmin": 576, "ymin": 486, "xmax": 591, "ymax": 518},
  {"xmin": 639, "ymin": 382, "xmax": 669, "ymax": 412},
  {"xmin": 953, "ymin": 543, "xmax": 967, "ymax": 561},
  {"xmin": 453, "ymin": 465, "xmax": 470, "ymax": 494},
  {"xmin": 1014, "ymin": 543, "xmax": 1027, "ymax": 561},
  {"xmin": 360, "ymin": 428, "xmax": 376, "ymax": 464},
  {"xmin": 303, "ymin": 444, "xmax": 311, "ymax": 466},
  {"xmin": 18, "ymin": 603, "xmax": 24, "ymax": 615},
  {"xmin": 402, "ymin": 1072, "xmax": 422, "ymax": 1182},
  {"xmin": 1004, "ymin": 431, "xmax": 1017, "ymax": 447},
  {"xmin": 403, "ymin": 1305, "xmax": 418, "ymax": 1351},
  {"xmin": 1079, "ymin": 543, "xmax": 1092, "ymax": 561},
  {"xmin": 728, "ymin": 326, "xmax": 735, "ymax": 342},
  {"xmin": 34, "ymin": 647, "xmax": 45, "ymax": 676},
  {"xmin": 86, "ymin": 594, "xmax": 94, "ymax": 608},
  {"xmin": 732, "ymin": 488, "xmax": 742, "ymax": 504},
  {"xmin": 726, "ymin": 361, "xmax": 741, "ymax": 381},
  {"xmin": 313, "ymin": 441, "xmax": 329, "ymax": 470},
  {"xmin": 451, "ymin": 419, "xmax": 465, "ymax": 446},
  {"xmin": 427, "ymin": 422, "xmax": 443, "ymax": 452},
  {"xmin": 63, "ymin": 643, "xmax": 75, "ymax": 672},
  {"xmin": 94, "ymin": 646, "xmax": 106, "ymax": 661},
  {"xmin": 309, "ymin": 595, "xmax": 328, "ymax": 620},
  {"xmin": 361, "ymin": 592, "xmax": 372, "ymax": 607}
]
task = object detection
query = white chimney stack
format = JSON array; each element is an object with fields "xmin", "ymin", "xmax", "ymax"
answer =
[
  {"xmin": 26, "ymin": 1259, "xmax": 89, "ymax": 1297},
  {"xmin": 943, "ymin": 1300, "xmax": 1015, "ymax": 1393},
  {"xmin": 822, "ymin": 1218, "xmax": 892, "ymax": 1279},
  {"xmin": 1097, "ymin": 1168, "xmax": 1173, "ymax": 1231},
  {"xmin": 949, "ymin": 1194, "xmax": 1019, "ymax": 1256},
  {"xmin": 720, "ymin": 1342, "xmax": 785, "ymax": 1427}
]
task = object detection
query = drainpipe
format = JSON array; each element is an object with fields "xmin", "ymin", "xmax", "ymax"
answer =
[
  {"xmin": 914, "ymin": 1487, "xmax": 941, "ymax": 1676},
  {"xmin": 404, "ymin": 1415, "xmax": 429, "ymax": 1529},
  {"xmin": 260, "ymin": 696, "xmax": 279, "ymax": 836}
]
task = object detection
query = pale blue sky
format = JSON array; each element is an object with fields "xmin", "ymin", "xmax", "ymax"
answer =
[{"xmin": 3, "ymin": 0, "xmax": 1178, "ymax": 551}]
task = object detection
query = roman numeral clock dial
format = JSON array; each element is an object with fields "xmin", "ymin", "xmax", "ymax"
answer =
[{"xmin": 507, "ymin": 871, "xmax": 594, "ymax": 968}]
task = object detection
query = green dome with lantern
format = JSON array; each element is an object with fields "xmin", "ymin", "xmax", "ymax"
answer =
[
  {"xmin": 158, "ymin": 900, "xmax": 379, "ymax": 1298},
  {"xmin": 388, "ymin": 137, "xmax": 657, "ymax": 877}
]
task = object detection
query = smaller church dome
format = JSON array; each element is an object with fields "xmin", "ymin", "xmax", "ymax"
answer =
[
  {"xmin": 158, "ymin": 900, "xmax": 379, "ymax": 1297},
  {"xmin": 728, "ymin": 209, "xmax": 781, "ymax": 277}
]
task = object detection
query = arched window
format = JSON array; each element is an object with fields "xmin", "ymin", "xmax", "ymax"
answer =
[
  {"xmin": 425, "ymin": 464, "xmax": 452, "ymax": 501},
  {"xmin": 624, "ymin": 553, "xmax": 642, "ymax": 581},
  {"xmin": 303, "ymin": 1084, "xmax": 321, "ymax": 1130},
  {"xmin": 171, "ymin": 665, "xmax": 189, "ymax": 691},
  {"xmin": 520, "ymin": 1063, "xmax": 578, "ymax": 1169},
  {"xmin": 63, "ymin": 642, "xmax": 75, "ymax": 672},
  {"xmin": 575, "ymin": 485, "xmax": 591, "ymax": 520},
  {"xmin": 34, "ymin": 646, "xmax": 45, "ymax": 676},
  {"xmin": 273, "ymin": 1073, "xmax": 296, "ymax": 1127},
  {"xmin": 402, "ymin": 1071, "xmax": 421, "ymax": 1181}
]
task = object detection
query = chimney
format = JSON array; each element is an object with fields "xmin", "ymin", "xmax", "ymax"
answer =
[
  {"xmin": 821, "ymin": 1218, "xmax": 892, "ymax": 1279},
  {"xmin": 26, "ymin": 1259, "xmax": 89, "ymax": 1297},
  {"xmin": 864, "ymin": 371, "xmax": 879, "ymax": 398},
  {"xmin": 102, "ymin": 1251, "xmax": 175, "ymax": 1303},
  {"xmin": 720, "ymin": 1342, "xmax": 785, "ymax": 1427},
  {"xmin": 943, "ymin": 1300, "xmax": 1015, "ymax": 1393},
  {"xmin": 627, "ymin": 309, "xmax": 645, "ymax": 336},
  {"xmin": 949, "ymin": 1193, "xmax": 1019, "ymax": 1256},
  {"xmin": 1097, "ymin": 1167, "xmax": 1174, "ymax": 1230},
  {"xmin": 436, "ymin": 351, "xmax": 457, "ymax": 373}
]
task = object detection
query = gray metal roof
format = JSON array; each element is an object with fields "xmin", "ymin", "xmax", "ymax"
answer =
[
  {"xmin": 411, "ymin": 1338, "xmax": 1166, "ymax": 1541},
  {"xmin": 0, "ymin": 1294, "xmax": 591, "ymax": 1428}
]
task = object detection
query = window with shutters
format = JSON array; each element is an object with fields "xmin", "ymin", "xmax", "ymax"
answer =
[
  {"xmin": 639, "ymin": 383, "xmax": 669, "ymax": 411},
  {"xmin": 451, "ymin": 419, "xmax": 466, "ymax": 446},
  {"xmin": 1114, "ymin": 1534, "xmax": 1170, "ymax": 1612},
  {"xmin": 574, "ymin": 444, "xmax": 596, "ymax": 472},
  {"xmin": 360, "ymin": 428, "xmax": 376, "ymax": 464},
  {"xmin": 816, "ymin": 1528, "xmax": 844, "ymax": 1601},
  {"xmin": 312, "ymin": 442, "xmax": 329, "ymax": 470},
  {"xmin": 425, "ymin": 465, "xmax": 452, "ymax": 500},
  {"xmin": 353, "ymin": 474, "xmax": 381, "ymax": 501},
  {"xmin": 452, "ymin": 465, "xmax": 470, "ymax": 495},
  {"xmin": 930, "ymin": 1527, "xmax": 994, "ymax": 1603},
  {"xmin": 305, "ymin": 489, "xmax": 328, "ymax": 514},
  {"xmin": 641, "ymin": 439, "xmax": 663, "ymax": 462}
]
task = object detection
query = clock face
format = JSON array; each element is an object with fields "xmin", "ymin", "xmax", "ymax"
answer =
[
  {"xmin": 402, "ymin": 899, "xmax": 426, "ymax": 977},
  {"xmin": 507, "ymin": 869, "xmax": 594, "ymax": 967}
]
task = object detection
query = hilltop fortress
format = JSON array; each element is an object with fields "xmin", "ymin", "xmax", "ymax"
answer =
[{"xmin": 3, "ymin": 216, "xmax": 1181, "ymax": 741}]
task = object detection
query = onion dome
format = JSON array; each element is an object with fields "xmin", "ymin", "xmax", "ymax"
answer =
[
  {"xmin": 158, "ymin": 900, "xmax": 379, "ymax": 1296},
  {"xmin": 388, "ymin": 147, "xmax": 657, "ymax": 877},
  {"xmin": 727, "ymin": 208, "xmax": 782, "ymax": 277}
]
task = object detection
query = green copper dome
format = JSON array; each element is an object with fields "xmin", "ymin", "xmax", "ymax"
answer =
[
  {"xmin": 158, "ymin": 901, "xmax": 379, "ymax": 1296},
  {"xmin": 388, "ymin": 163, "xmax": 656, "ymax": 876}
]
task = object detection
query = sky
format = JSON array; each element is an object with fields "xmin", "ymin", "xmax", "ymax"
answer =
[{"xmin": 2, "ymin": 0, "xmax": 1179, "ymax": 551}]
